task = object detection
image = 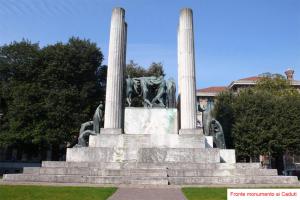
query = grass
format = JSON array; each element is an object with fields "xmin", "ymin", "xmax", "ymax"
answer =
[
  {"xmin": 182, "ymin": 188, "xmax": 227, "ymax": 200},
  {"xmin": 0, "ymin": 185, "xmax": 117, "ymax": 200}
]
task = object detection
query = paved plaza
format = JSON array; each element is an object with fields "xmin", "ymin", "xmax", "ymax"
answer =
[{"xmin": 108, "ymin": 188, "xmax": 187, "ymax": 200}]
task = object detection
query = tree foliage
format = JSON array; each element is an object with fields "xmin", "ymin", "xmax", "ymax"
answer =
[
  {"xmin": 213, "ymin": 91, "xmax": 235, "ymax": 149},
  {"xmin": 214, "ymin": 77, "xmax": 300, "ymax": 161},
  {"xmin": 0, "ymin": 38, "xmax": 106, "ymax": 159},
  {"xmin": 125, "ymin": 60, "xmax": 165, "ymax": 78}
]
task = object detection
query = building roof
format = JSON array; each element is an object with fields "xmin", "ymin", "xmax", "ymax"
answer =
[
  {"xmin": 197, "ymin": 70, "xmax": 300, "ymax": 97},
  {"xmin": 197, "ymin": 86, "xmax": 227, "ymax": 93},
  {"xmin": 238, "ymin": 76, "xmax": 262, "ymax": 81},
  {"xmin": 196, "ymin": 86, "xmax": 227, "ymax": 97}
]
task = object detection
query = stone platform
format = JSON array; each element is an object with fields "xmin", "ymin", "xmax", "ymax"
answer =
[
  {"xmin": 3, "ymin": 133, "xmax": 299, "ymax": 185},
  {"xmin": 3, "ymin": 109, "xmax": 298, "ymax": 185},
  {"xmin": 124, "ymin": 108, "xmax": 178, "ymax": 134},
  {"xmin": 3, "ymin": 132, "xmax": 299, "ymax": 185},
  {"xmin": 3, "ymin": 161, "xmax": 298, "ymax": 185}
]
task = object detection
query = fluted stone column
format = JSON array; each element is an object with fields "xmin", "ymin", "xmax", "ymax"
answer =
[
  {"xmin": 102, "ymin": 8, "xmax": 127, "ymax": 134},
  {"xmin": 178, "ymin": 8, "xmax": 198, "ymax": 134}
]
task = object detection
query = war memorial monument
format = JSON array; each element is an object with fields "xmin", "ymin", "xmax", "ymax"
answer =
[{"xmin": 3, "ymin": 8, "xmax": 298, "ymax": 185}]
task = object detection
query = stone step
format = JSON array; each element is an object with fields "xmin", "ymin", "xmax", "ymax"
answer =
[
  {"xmin": 137, "ymin": 148, "xmax": 220, "ymax": 163},
  {"xmin": 3, "ymin": 174, "xmax": 168, "ymax": 185},
  {"xmin": 23, "ymin": 167, "xmax": 167, "ymax": 177},
  {"xmin": 168, "ymin": 176, "xmax": 299, "ymax": 185},
  {"xmin": 41, "ymin": 161, "xmax": 122, "ymax": 169},
  {"xmin": 25, "ymin": 166, "xmax": 277, "ymax": 177},
  {"xmin": 41, "ymin": 161, "xmax": 262, "ymax": 170},
  {"xmin": 235, "ymin": 163, "xmax": 261, "ymax": 169},
  {"xmin": 165, "ymin": 163, "xmax": 261, "ymax": 170},
  {"xmin": 126, "ymin": 162, "xmax": 224, "ymax": 169},
  {"xmin": 41, "ymin": 161, "xmax": 168, "ymax": 169},
  {"xmin": 5, "ymin": 173, "xmax": 296, "ymax": 185},
  {"xmin": 167, "ymin": 168, "xmax": 278, "ymax": 177}
]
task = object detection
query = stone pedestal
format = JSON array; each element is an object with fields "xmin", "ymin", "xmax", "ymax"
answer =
[
  {"xmin": 220, "ymin": 149, "xmax": 236, "ymax": 164},
  {"xmin": 103, "ymin": 8, "xmax": 127, "ymax": 133},
  {"xmin": 89, "ymin": 134, "xmax": 205, "ymax": 149},
  {"xmin": 124, "ymin": 108, "xmax": 178, "ymax": 134},
  {"xmin": 205, "ymin": 136, "xmax": 213, "ymax": 148},
  {"xmin": 179, "ymin": 129, "xmax": 202, "ymax": 135},
  {"xmin": 100, "ymin": 128, "xmax": 122, "ymax": 135},
  {"xmin": 178, "ymin": 8, "xmax": 197, "ymax": 131}
]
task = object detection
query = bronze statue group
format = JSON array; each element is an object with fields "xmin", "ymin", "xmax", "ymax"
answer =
[{"xmin": 75, "ymin": 75, "xmax": 226, "ymax": 149}]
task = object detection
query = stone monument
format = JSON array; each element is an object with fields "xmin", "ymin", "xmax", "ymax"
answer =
[{"xmin": 3, "ymin": 7, "xmax": 298, "ymax": 185}]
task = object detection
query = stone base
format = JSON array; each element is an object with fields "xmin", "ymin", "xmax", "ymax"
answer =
[
  {"xmin": 100, "ymin": 128, "xmax": 122, "ymax": 134},
  {"xmin": 137, "ymin": 148, "xmax": 220, "ymax": 163},
  {"xmin": 220, "ymin": 149, "xmax": 236, "ymax": 164},
  {"xmin": 205, "ymin": 136, "xmax": 213, "ymax": 148},
  {"xmin": 3, "ymin": 161, "xmax": 298, "ymax": 185},
  {"xmin": 125, "ymin": 108, "xmax": 178, "ymax": 134},
  {"xmin": 89, "ymin": 134, "xmax": 205, "ymax": 148},
  {"xmin": 66, "ymin": 147, "xmax": 220, "ymax": 163},
  {"xmin": 179, "ymin": 128, "xmax": 203, "ymax": 135},
  {"xmin": 67, "ymin": 133, "xmax": 207, "ymax": 163},
  {"xmin": 3, "ymin": 112, "xmax": 298, "ymax": 185}
]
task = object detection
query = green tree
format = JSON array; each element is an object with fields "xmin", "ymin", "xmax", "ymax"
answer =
[
  {"xmin": 214, "ymin": 76, "xmax": 300, "ymax": 168},
  {"xmin": 0, "ymin": 38, "xmax": 105, "ymax": 160},
  {"xmin": 39, "ymin": 37, "xmax": 104, "ymax": 159},
  {"xmin": 0, "ymin": 40, "xmax": 43, "ymax": 158},
  {"xmin": 125, "ymin": 60, "xmax": 147, "ymax": 78},
  {"xmin": 146, "ymin": 62, "xmax": 165, "ymax": 77},
  {"xmin": 125, "ymin": 60, "xmax": 165, "ymax": 78},
  {"xmin": 213, "ymin": 91, "xmax": 235, "ymax": 148},
  {"xmin": 232, "ymin": 89, "xmax": 276, "ymax": 160}
]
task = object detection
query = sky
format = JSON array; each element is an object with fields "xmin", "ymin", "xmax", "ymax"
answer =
[{"xmin": 0, "ymin": 0, "xmax": 299, "ymax": 88}]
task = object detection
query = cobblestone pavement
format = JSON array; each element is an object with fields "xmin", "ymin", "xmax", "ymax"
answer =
[{"xmin": 108, "ymin": 188, "xmax": 187, "ymax": 200}]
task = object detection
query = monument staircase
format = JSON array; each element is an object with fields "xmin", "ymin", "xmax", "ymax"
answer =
[
  {"xmin": 3, "ymin": 119, "xmax": 299, "ymax": 185},
  {"xmin": 3, "ymin": 158, "xmax": 298, "ymax": 185}
]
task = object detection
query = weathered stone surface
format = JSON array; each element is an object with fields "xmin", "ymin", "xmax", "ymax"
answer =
[
  {"xmin": 138, "ymin": 148, "xmax": 220, "ymax": 163},
  {"xmin": 100, "ymin": 128, "xmax": 122, "ymax": 134},
  {"xmin": 179, "ymin": 129, "xmax": 203, "ymax": 135},
  {"xmin": 3, "ymin": 174, "xmax": 168, "ymax": 185},
  {"xmin": 178, "ymin": 8, "xmax": 197, "ymax": 130},
  {"xmin": 103, "ymin": 7, "xmax": 127, "ymax": 131},
  {"xmin": 205, "ymin": 136, "xmax": 213, "ymax": 148},
  {"xmin": 68, "ymin": 144, "xmax": 217, "ymax": 163},
  {"xmin": 220, "ymin": 149, "xmax": 236, "ymax": 163},
  {"xmin": 89, "ymin": 134, "xmax": 205, "ymax": 149},
  {"xmin": 42, "ymin": 161, "xmax": 120, "ymax": 169},
  {"xmin": 68, "ymin": 162, "xmax": 257, "ymax": 170},
  {"xmin": 168, "ymin": 176, "xmax": 299, "ymax": 185},
  {"xmin": 23, "ymin": 167, "xmax": 167, "ymax": 177},
  {"xmin": 124, "ymin": 108, "xmax": 178, "ymax": 134},
  {"xmin": 235, "ymin": 163, "xmax": 261, "ymax": 169},
  {"xmin": 167, "ymin": 168, "xmax": 278, "ymax": 177},
  {"xmin": 66, "ymin": 147, "xmax": 126, "ymax": 162},
  {"xmin": 4, "ymin": 161, "xmax": 297, "ymax": 185}
]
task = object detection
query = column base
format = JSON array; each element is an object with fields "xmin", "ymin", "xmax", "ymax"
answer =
[
  {"xmin": 179, "ymin": 128, "xmax": 203, "ymax": 135},
  {"xmin": 100, "ymin": 128, "xmax": 123, "ymax": 134}
]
